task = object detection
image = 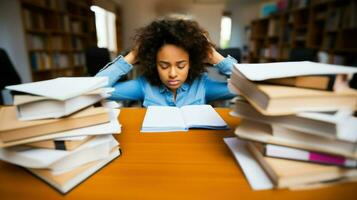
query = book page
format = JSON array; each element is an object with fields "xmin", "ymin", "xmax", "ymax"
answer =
[
  {"xmin": 180, "ymin": 105, "xmax": 228, "ymax": 129},
  {"xmin": 54, "ymin": 135, "xmax": 89, "ymax": 141},
  {"xmin": 296, "ymin": 109, "xmax": 352, "ymax": 123},
  {"xmin": 141, "ymin": 106, "xmax": 187, "ymax": 132}
]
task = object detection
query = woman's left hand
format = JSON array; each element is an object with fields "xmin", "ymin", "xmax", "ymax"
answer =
[{"xmin": 206, "ymin": 47, "xmax": 224, "ymax": 65}]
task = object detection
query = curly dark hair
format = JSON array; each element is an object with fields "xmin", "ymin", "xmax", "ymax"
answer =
[{"xmin": 133, "ymin": 18, "xmax": 214, "ymax": 86}]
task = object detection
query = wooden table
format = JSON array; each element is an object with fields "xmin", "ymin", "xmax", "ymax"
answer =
[{"xmin": 0, "ymin": 108, "xmax": 356, "ymax": 199}]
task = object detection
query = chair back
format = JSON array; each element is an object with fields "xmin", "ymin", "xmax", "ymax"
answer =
[{"xmin": 85, "ymin": 47, "xmax": 111, "ymax": 76}]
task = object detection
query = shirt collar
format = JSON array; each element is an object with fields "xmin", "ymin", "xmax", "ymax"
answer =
[
  {"xmin": 159, "ymin": 85, "xmax": 168, "ymax": 93},
  {"xmin": 178, "ymin": 82, "xmax": 189, "ymax": 92}
]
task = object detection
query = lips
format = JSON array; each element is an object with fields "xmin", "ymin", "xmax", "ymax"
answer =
[{"xmin": 168, "ymin": 80, "xmax": 180, "ymax": 86}]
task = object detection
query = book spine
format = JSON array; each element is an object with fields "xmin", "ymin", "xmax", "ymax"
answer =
[
  {"xmin": 54, "ymin": 141, "xmax": 67, "ymax": 150},
  {"xmin": 326, "ymin": 75, "xmax": 336, "ymax": 91},
  {"xmin": 308, "ymin": 152, "xmax": 354, "ymax": 167}
]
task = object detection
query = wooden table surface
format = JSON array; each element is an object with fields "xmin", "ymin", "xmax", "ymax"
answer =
[{"xmin": 0, "ymin": 108, "xmax": 356, "ymax": 199}]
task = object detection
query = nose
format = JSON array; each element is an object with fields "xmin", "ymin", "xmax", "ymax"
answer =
[{"xmin": 168, "ymin": 67, "xmax": 177, "ymax": 78}]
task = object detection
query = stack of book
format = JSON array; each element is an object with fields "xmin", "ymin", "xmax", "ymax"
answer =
[
  {"xmin": 226, "ymin": 61, "xmax": 357, "ymax": 190},
  {"xmin": 0, "ymin": 77, "xmax": 122, "ymax": 194}
]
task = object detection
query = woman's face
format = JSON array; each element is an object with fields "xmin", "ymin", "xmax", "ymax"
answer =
[{"xmin": 156, "ymin": 44, "xmax": 190, "ymax": 93}]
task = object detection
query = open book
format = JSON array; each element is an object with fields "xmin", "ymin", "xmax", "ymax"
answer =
[{"xmin": 141, "ymin": 105, "xmax": 229, "ymax": 132}]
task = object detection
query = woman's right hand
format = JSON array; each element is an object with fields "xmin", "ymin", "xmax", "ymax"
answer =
[{"xmin": 124, "ymin": 48, "xmax": 138, "ymax": 64}]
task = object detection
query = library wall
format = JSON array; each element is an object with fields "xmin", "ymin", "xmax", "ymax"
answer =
[
  {"xmin": 120, "ymin": 0, "xmax": 224, "ymax": 49},
  {"xmin": 227, "ymin": 1, "xmax": 260, "ymax": 49},
  {"xmin": 120, "ymin": 0, "xmax": 157, "ymax": 50},
  {"xmin": 0, "ymin": 0, "xmax": 32, "ymax": 83},
  {"xmin": 248, "ymin": 0, "xmax": 357, "ymax": 65},
  {"xmin": 188, "ymin": 3, "xmax": 225, "ymax": 45}
]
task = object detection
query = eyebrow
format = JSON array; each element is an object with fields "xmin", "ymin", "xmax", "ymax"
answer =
[
  {"xmin": 176, "ymin": 60, "xmax": 187, "ymax": 64},
  {"xmin": 158, "ymin": 61, "xmax": 170, "ymax": 65}
]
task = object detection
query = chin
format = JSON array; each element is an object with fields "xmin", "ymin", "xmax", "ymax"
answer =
[{"xmin": 166, "ymin": 83, "xmax": 181, "ymax": 91}]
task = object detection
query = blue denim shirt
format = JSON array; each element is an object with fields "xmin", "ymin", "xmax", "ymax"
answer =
[{"xmin": 95, "ymin": 55, "xmax": 237, "ymax": 107}]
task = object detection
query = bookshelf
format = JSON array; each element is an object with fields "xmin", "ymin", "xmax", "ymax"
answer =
[
  {"xmin": 20, "ymin": 0, "xmax": 97, "ymax": 81},
  {"xmin": 248, "ymin": 0, "xmax": 357, "ymax": 65}
]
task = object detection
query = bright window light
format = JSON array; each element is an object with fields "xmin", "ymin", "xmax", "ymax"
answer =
[
  {"xmin": 220, "ymin": 15, "xmax": 232, "ymax": 48},
  {"xmin": 90, "ymin": 6, "xmax": 117, "ymax": 52}
]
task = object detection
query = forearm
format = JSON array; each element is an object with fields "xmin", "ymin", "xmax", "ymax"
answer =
[
  {"xmin": 107, "ymin": 78, "xmax": 145, "ymax": 101},
  {"xmin": 205, "ymin": 76, "xmax": 236, "ymax": 102},
  {"xmin": 95, "ymin": 55, "xmax": 133, "ymax": 87}
]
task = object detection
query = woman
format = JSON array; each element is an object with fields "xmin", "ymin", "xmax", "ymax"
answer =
[{"xmin": 95, "ymin": 18, "xmax": 237, "ymax": 107}]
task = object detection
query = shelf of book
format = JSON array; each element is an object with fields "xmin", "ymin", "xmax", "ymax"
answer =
[
  {"xmin": 20, "ymin": 0, "xmax": 97, "ymax": 81},
  {"xmin": 248, "ymin": 0, "xmax": 357, "ymax": 65}
]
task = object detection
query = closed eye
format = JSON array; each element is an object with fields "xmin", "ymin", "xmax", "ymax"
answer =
[
  {"xmin": 158, "ymin": 61, "xmax": 170, "ymax": 69},
  {"xmin": 177, "ymin": 61, "xmax": 187, "ymax": 69}
]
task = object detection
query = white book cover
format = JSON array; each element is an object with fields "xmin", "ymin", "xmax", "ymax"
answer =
[
  {"xmin": 223, "ymin": 137, "xmax": 273, "ymax": 190},
  {"xmin": 141, "ymin": 105, "xmax": 228, "ymax": 132},
  {"xmin": 233, "ymin": 61, "xmax": 357, "ymax": 81},
  {"xmin": 0, "ymin": 135, "xmax": 118, "ymax": 171},
  {"xmin": 6, "ymin": 77, "xmax": 108, "ymax": 101}
]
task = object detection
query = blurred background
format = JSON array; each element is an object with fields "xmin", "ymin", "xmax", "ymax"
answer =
[{"xmin": 0, "ymin": 0, "xmax": 356, "ymax": 103}]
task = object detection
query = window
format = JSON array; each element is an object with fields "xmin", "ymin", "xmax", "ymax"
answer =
[
  {"xmin": 220, "ymin": 14, "xmax": 232, "ymax": 48},
  {"xmin": 90, "ymin": 6, "xmax": 117, "ymax": 52}
]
